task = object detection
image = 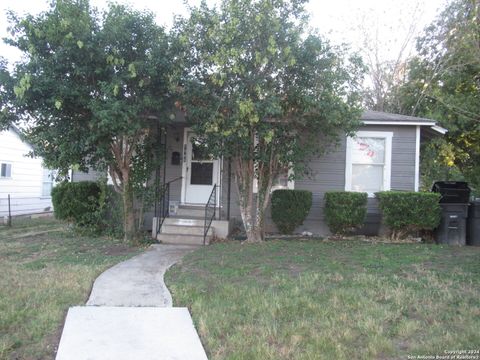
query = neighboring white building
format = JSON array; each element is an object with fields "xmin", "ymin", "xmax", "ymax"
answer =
[{"xmin": 0, "ymin": 126, "xmax": 55, "ymax": 218}]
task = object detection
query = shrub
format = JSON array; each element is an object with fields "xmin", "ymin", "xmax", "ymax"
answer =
[
  {"xmin": 51, "ymin": 181, "xmax": 101, "ymax": 225},
  {"xmin": 52, "ymin": 181, "xmax": 124, "ymax": 235},
  {"xmin": 376, "ymin": 191, "xmax": 442, "ymax": 239},
  {"xmin": 271, "ymin": 189, "xmax": 312, "ymax": 234},
  {"xmin": 98, "ymin": 184, "xmax": 124, "ymax": 237},
  {"xmin": 324, "ymin": 191, "xmax": 368, "ymax": 235}
]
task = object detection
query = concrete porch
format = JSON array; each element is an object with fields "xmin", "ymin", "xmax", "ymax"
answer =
[{"xmin": 152, "ymin": 204, "xmax": 231, "ymax": 245}]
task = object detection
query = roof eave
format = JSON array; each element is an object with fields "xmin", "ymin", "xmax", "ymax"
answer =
[{"xmin": 362, "ymin": 120, "xmax": 436, "ymax": 126}]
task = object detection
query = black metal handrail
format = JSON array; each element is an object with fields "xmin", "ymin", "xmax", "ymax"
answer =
[
  {"xmin": 155, "ymin": 176, "xmax": 183, "ymax": 237},
  {"xmin": 204, "ymin": 184, "xmax": 217, "ymax": 245}
]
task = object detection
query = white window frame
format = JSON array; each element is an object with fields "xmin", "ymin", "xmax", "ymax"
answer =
[
  {"xmin": 0, "ymin": 162, "xmax": 12, "ymax": 179},
  {"xmin": 345, "ymin": 131, "xmax": 393, "ymax": 197}
]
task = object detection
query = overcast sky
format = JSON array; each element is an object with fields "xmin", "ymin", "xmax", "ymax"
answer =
[{"xmin": 0, "ymin": 0, "xmax": 446, "ymax": 68}]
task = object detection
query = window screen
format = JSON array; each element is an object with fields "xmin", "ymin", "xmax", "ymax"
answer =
[{"xmin": 1, "ymin": 163, "xmax": 12, "ymax": 178}]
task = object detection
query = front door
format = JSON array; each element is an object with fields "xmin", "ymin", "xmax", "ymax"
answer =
[{"xmin": 183, "ymin": 131, "xmax": 220, "ymax": 204}]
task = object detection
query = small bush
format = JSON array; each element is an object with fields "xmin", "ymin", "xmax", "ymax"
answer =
[
  {"xmin": 324, "ymin": 191, "xmax": 368, "ymax": 235},
  {"xmin": 98, "ymin": 184, "xmax": 124, "ymax": 237},
  {"xmin": 271, "ymin": 189, "xmax": 312, "ymax": 234},
  {"xmin": 376, "ymin": 191, "xmax": 442, "ymax": 239},
  {"xmin": 51, "ymin": 181, "xmax": 101, "ymax": 225},
  {"xmin": 52, "ymin": 181, "xmax": 124, "ymax": 236}
]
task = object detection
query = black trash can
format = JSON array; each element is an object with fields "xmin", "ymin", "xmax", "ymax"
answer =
[
  {"xmin": 432, "ymin": 181, "xmax": 471, "ymax": 245},
  {"xmin": 467, "ymin": 199, "xmax": 480, "ymax": 246},
  {"xmin": 435, "ymin": 204, "xmax": 469, "ymax": 245}
]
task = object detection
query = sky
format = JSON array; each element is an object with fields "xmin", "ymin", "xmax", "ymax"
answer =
[{"xmin": 0, "ymin": 0, "xmax": 446, "ymax": 69}]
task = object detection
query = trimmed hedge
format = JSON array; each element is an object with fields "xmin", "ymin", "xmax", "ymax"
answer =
[
  {"xmin": 376, "ymin": 191, "xmax": 442, "ymax": 239},
  {"xmin": 51, "ymin": 181, "xmax": 102, "ymax": 225},
  {"xmin": 324, "ymin": 191, "xmax": 368, "ymax": 235},
  {"xmin": 271, "ymin": 189, "xmax": 312, "ymax": 234}
]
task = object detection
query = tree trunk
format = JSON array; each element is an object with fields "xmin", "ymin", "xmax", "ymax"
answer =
[
  {"xmin": 122, "ymin": 181, "xmax": 136, "ymax": 242},
  {"xmin": 233, "ymin": 145, "xmax": 277, "ymax": 243},
  {"xmin": 233, "ymin": 155, "xmax": 264, "ymax": 243},
  {"xmin": 110, "ymin": 135, "xmax": 138, "ymax": 243}
]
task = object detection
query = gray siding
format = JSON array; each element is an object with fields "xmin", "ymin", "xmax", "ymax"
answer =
[
  {"xmin": 151, "ymin": 124, "xmax": 418, "ymax": 236},
  {"xmin": 226, "ymin": 125, "xmax": 417, "ymax": 235},
  {"xmin": 293, "ymin": 125, "xmax": 417, "ymax": 235}
]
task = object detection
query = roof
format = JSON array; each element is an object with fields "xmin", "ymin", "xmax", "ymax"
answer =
[
  {"xmin": 2, "ymin": 124, "xmax": 35, "ymax": 150},
  {"xmin": 361, "ymin": 110, "xmax": 447, "ymax": 134}
]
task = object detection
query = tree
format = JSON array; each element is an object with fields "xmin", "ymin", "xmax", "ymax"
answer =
[
  {"xmin": 0, "ymin": 57, "xmax": 16, "ymax": 126},
  {"xmin": 175, "ymin": 0, "xmax": 365, "ymax": 242},
  {"xmin": 356, "ymin": 2, "xmax": 424, "ymax": 112},
  {"xmin": 395, "ymin": 0, "xmax": 480, "ymax": 192},
  {"xmin": 4, "ymin": 0, "xmax": 176, "ymax": 241}
]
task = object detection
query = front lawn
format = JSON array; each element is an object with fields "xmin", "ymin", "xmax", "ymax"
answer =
[
  {"xmin": 166, "ymin": 239, "xmax": 480, "ymax": 360},
  {"xmin": 0, "ymin": 218, "xmax": 141, "ymax": 359}
]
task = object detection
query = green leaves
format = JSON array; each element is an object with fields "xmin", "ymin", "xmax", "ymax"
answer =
[
  {"xmin": 175, "ymin": 0, "xmax": 364, "ymax": 240},
  {"xmin": 128, "ymin": 63, "xmax": 137, "ymax": 78},
  {"xmin": 324, "ymin": 191, "xmax": 368, "ymax": 235},
  {"xmin": 397, "ymin": 0, "xmax": 480, "ymax": 193},
  {"xmin": 376, "ymin": 192, "xmax": 442, "ymax": 239},
  {"xmin": 13, "ymin": 74, "xmax": 31, "ymax": 99}
]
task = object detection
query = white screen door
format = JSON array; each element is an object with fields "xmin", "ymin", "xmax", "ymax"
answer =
[{"xmin": 183, "ymin": 132, "xmax": 219, "ymax": 204}]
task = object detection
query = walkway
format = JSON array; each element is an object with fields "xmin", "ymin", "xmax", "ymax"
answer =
[{"xmin": 56, "ymin": 244, "xmax": 208, "ymax": 360}]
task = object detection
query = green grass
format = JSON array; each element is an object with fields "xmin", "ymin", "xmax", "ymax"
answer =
[
  {"xmin": 166, "ymin": 239, "xmax": 480, "ymax": 360},
  {"xmin": 0, "ymin": 218, "xmax": 141, "ymax": 359}
]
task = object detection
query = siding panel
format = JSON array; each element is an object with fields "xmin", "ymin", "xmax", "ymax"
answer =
[{"xmin": 0, "ymin": 129, "xmax": 54, "ymax": 216}]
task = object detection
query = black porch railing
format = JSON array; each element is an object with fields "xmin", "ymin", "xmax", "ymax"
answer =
[
  {"xmin": 204, "ymin": 184, "xmax": 217, "ymax": 245},
  {"xmin": 155, "ymin": 176, "xmax": 182, "ymax": 237}
]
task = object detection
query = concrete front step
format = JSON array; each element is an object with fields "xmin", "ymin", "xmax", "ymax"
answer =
[
  {"xmin": 163, "ymin": 217, "xmax": 206, "ymax": 227},
  {"xmin": 175, "ymin": 207, "xmax": 207, "ymax": 217},
  {"xmin": 162, "ymin": 224, "xmax": 212, "ymax": 236},
  {"xmin": 157, "ymin": 233, "xmax": 209, "ymax": 245}
]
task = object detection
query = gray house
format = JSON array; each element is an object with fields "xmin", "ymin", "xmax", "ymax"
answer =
[{"xmin": 74, "ymin": 110, "xmax": 446, "ymax": 244}]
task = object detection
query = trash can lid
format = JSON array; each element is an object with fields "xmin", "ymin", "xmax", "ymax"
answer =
[{"xmin": 432, "ymin": 181, "xmax": 470, "ymax": 190}]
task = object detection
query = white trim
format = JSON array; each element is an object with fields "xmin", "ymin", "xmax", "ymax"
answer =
[
  {"xmin": 363, "ymin": 121, "xmax": 448, "ymax": 135},
  {"xmin": 431, "ymin": 125, "xmax": 448, "ymax": 134},
  {"xmin": 363, "ymin": 120, "xmax": 435, "ymax": 126},
  {"xmin": 345, "ymin": 131, "xmax": 393, "ymax": 197},
  {"xmin": 414, "ymin": 125, "xmax": 420, "ymax": 192},
  {"xmin": 180, "ymin": 127, "xmax": 189, "ymax": 204}
]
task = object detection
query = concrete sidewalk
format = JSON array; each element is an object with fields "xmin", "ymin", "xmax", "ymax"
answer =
[
  {"xmin": 56, "ymin": 244, "xmax": 208, "ymax": 360},
  {"xmin": 56, "ymin": 307, "xmax": 208, "ymax": 360},
  {"xmin": 87, "ymin": 244, "xmax": 197, "ymax": 307}
]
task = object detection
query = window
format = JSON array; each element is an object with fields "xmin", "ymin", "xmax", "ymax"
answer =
[
  {"xmin": 271, "ymin": 167, "xmax": 294, "ymax": 191},
  {"xmin": 345, "ymin": 131, "xmax": 392, "ymax": 195},
  {"xmin": 42, "ymin": 169, "xmax": 55, "ymax": 197},
  {"xmin": 253, "ymin": 166, "xmax": 294, "ymax": 193},
  {"xmin": 0, "ymin": 163, "xmax": 12, "ymax": 178}
]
